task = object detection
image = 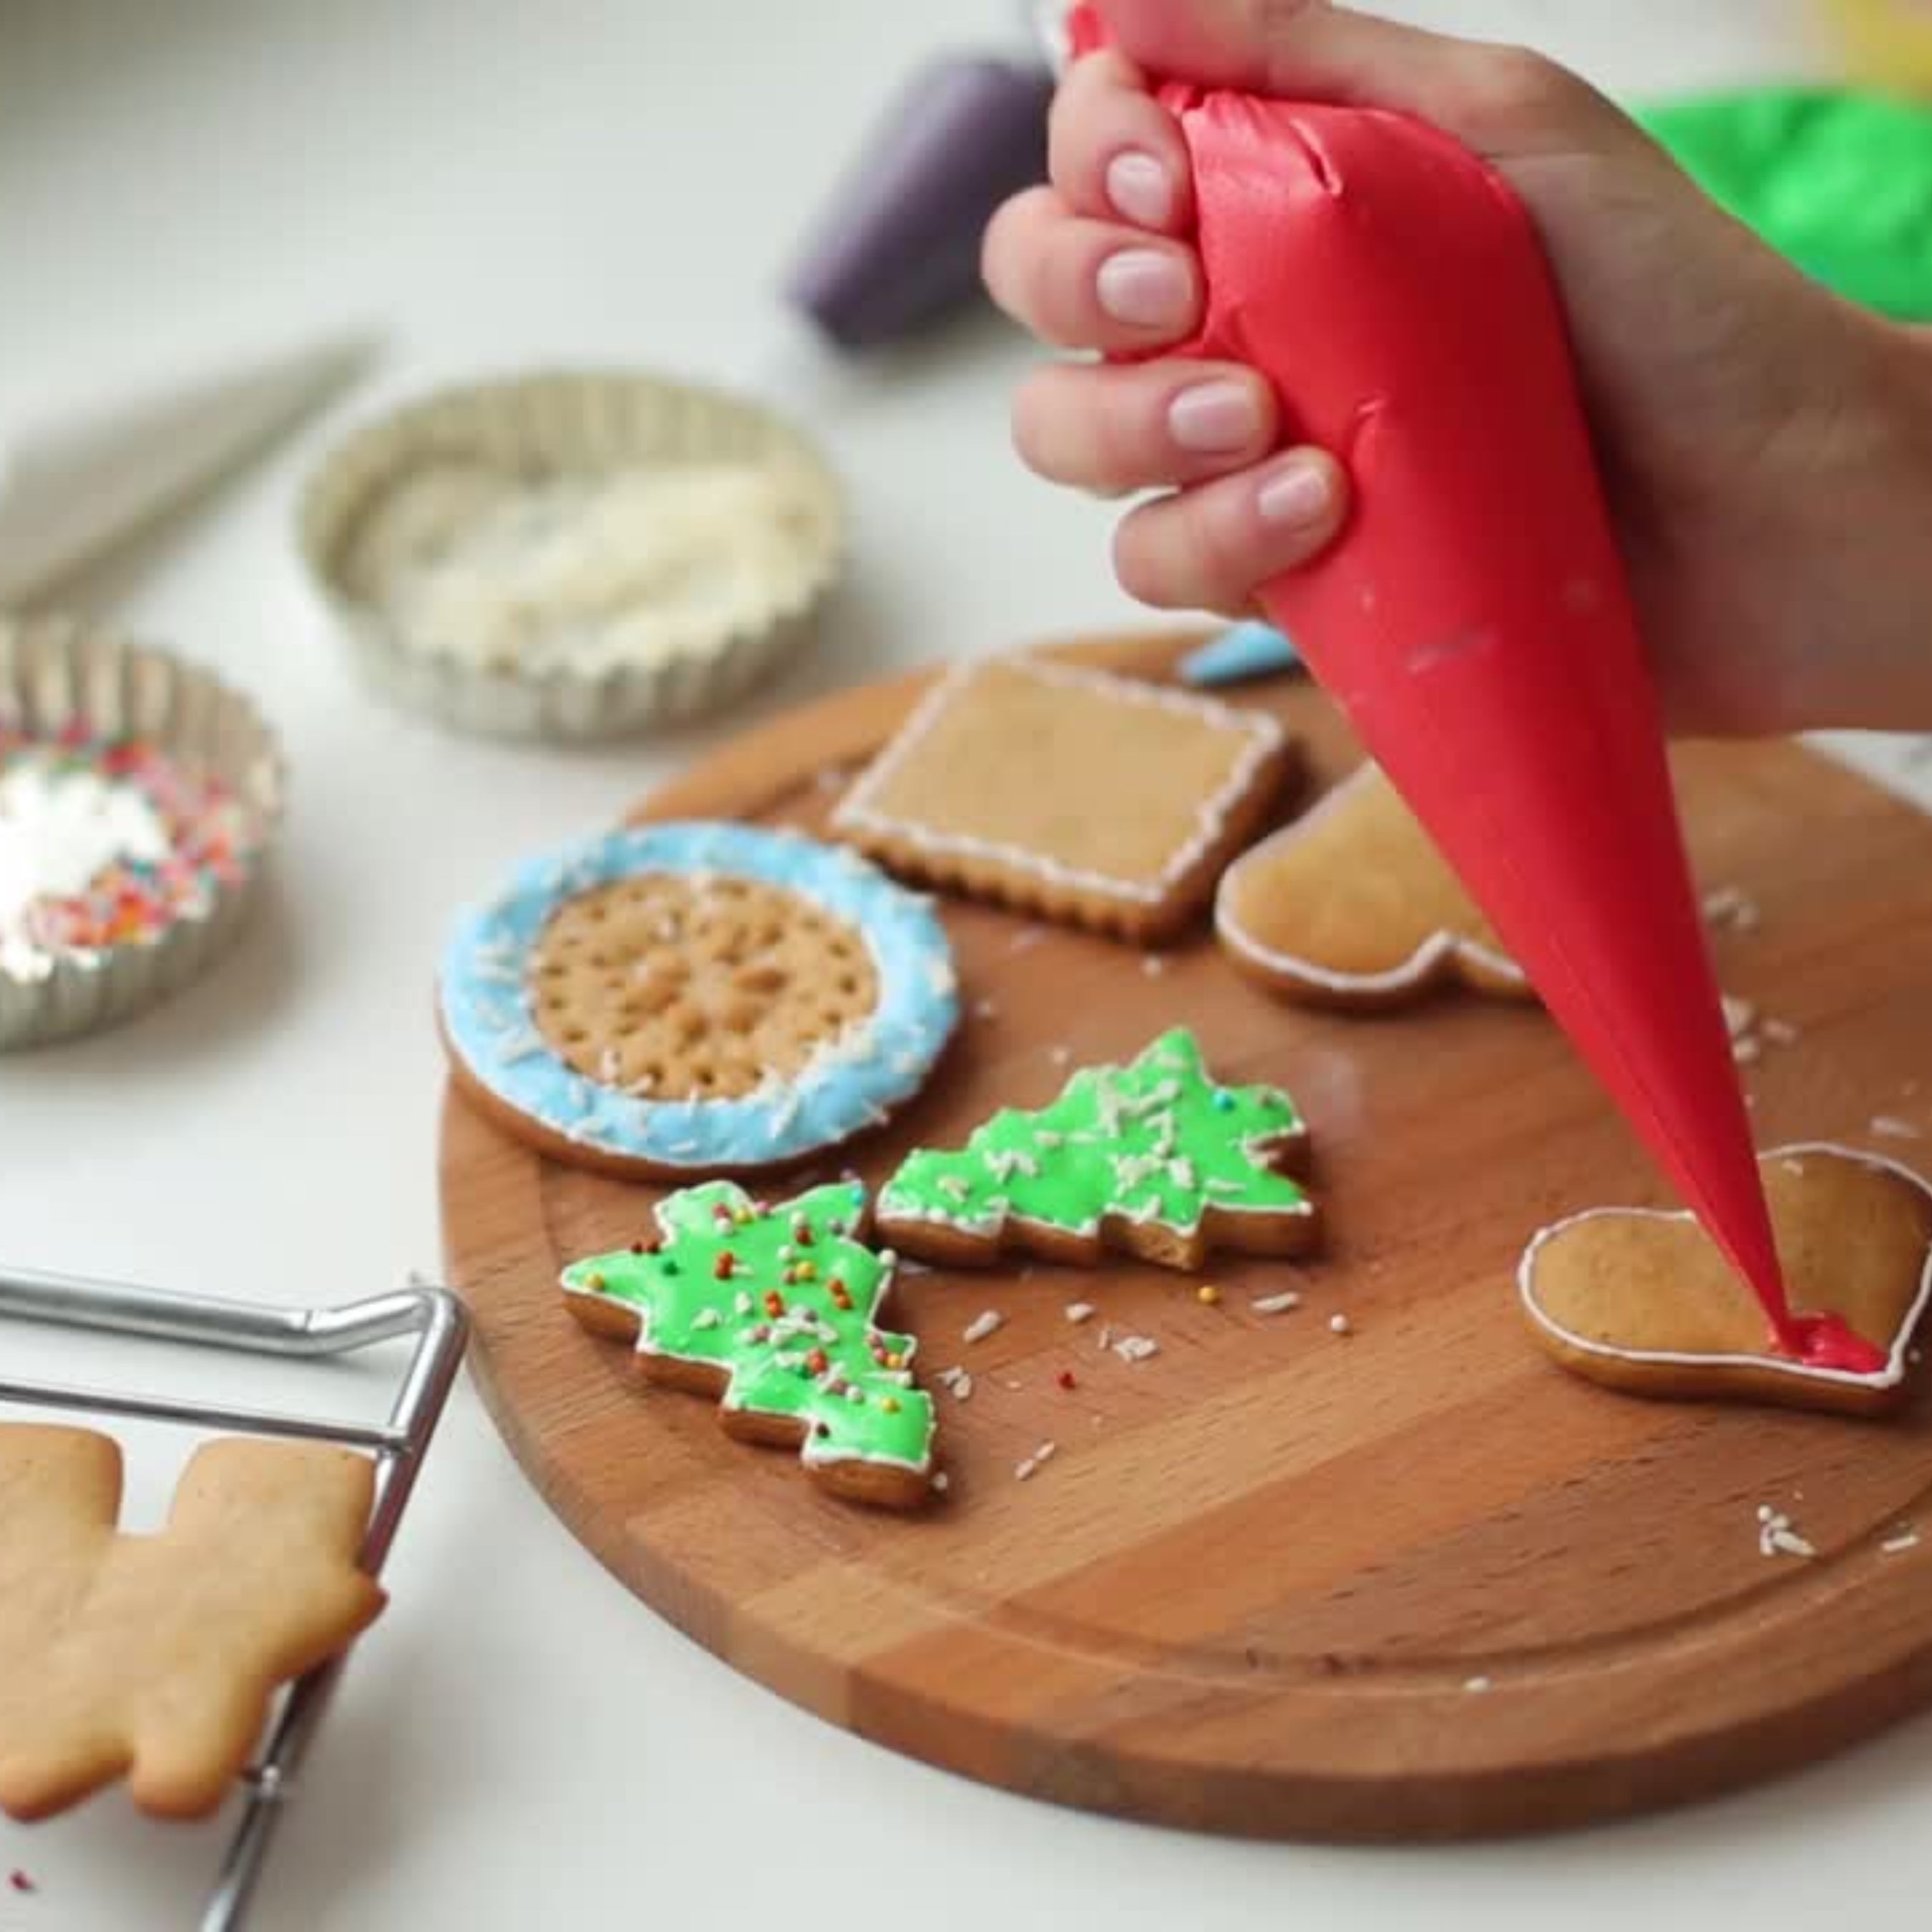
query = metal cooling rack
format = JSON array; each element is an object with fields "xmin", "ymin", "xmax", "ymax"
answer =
[{"xmin": 0, "ymin": 1262, "xmax": 469, "ymax": 1931}]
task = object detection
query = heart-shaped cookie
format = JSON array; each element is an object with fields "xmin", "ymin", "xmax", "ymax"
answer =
[
  {"xmin": 1215, "ymin": 763, "xmax": 1533, "ymax": 1008},
  {"xmin": 1518, "ymin": 1145, "xmax": 1932, "ymax": 1416}
]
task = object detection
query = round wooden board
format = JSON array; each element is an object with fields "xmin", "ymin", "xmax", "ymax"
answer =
[{"xmin": 441, "ymin": 631, "xmax": 1932, "ymax": 1840}]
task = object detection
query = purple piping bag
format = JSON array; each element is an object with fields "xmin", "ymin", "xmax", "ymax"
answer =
[{"xmin": 786, "ymin": 55, "xmax": 1053, "ymax": 350}]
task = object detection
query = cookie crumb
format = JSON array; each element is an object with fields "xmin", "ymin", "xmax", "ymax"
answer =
[
  {"xmin": 1141, "ymin": 955, "xmax": 1168, "ymax": 977},
  {"xmin": 935, "ymin": 1367, "xmax": 974, "ymax": 1402},
  {"xmin": 1871, "ymin": 1115, "xmax": 1923, "ymax": 1141},
  {"xmin": 1252, "ymin": 1292, "xmax": 1302, "ymax": 1315},
  {"xmin": 1065, "ymin": 1302, "xmax": 1096, "ymax": 1324},
  {"xmin": 1048, "ymin": 1045, "xmax": 1072, "ymax": 1067},
  {"xmin": 1883, "ymin": 1531, "xmax": 1921, "ymax": 1555},
  {"xmin": 1702, "ymin": 885, "xmax": 1761, "ymax": 932},
  {"xmin": 1757, "ymin": 1506, "xmax": 1816, "ymax": 1559},
  {"xmin": 1112, "ymin": 1334, "xmax": 1161, "ymax": 1364},
  {"xmin": 1462, "ymin": 1676, "xmax": 1493, "ymax": 1694},
  {"xmin": 962, "ymin": 1309, "xmax": 1004, "ymax": 1345},
  {"xmin": 1762, "ymin": 1016, "xmax": 1800, "ymax": 1046},
  {"xmin": 1329, "ymin": 1313, "xmax": 1352, "ymax": 1337},
  {"xmin": 931, "ymin": 1471, "xmax": 950, "ymax": 1493},
  {"xmin": 973, "ymin": 997, "xmax": 999, "ymax": 1021},
  {"xmin": 1732, "ymin": 1037, "xmax": 1762, "ymax": 1066},
  {"xmin": 1015, "ymin": 1440, "xmax": 1058, "ymax": 1482},
  {"xmin": 1721, "ymin": 995, "xmax": 1757, "ymax": 1040}
]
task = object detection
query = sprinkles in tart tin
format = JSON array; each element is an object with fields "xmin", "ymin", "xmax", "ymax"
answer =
[{"xmin": 0, "ymin": 618, "xmax": 282, "ymax": 1047}]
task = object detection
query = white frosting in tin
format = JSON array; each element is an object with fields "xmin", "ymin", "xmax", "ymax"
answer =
[{"xmin": 346, "ymin": 459, "xmax": 831, "ymax": 675}]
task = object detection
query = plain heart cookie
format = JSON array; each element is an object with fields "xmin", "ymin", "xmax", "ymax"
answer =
[
  {"xmin": 1518, "ymin": 1145, "xmax": 1932, "ymax": 1417},
  {"xmin": 1214, "ymin": 763, "xmax": 1532, "ymax": 1008}
]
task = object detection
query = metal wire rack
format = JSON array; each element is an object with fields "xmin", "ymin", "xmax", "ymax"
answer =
[{"xmin": 0, "ymin": 1262, "xmax": 469, "ymax": 1931}]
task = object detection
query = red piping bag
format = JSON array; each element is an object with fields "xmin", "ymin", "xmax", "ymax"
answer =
[{"xmin": 1068, "ymin": 10, "xmax": 1879, "ymax": 1369}]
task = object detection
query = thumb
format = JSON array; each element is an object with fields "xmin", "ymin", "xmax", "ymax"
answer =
[{"xmin": 1096, "ymin": 0, "xmax": 1634, "ymax": 162}]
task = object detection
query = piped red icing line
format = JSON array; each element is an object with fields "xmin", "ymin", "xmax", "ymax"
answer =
[{"xmin": 1067, "ymin": 5, "xmax": 1879, "ymax": 1372}]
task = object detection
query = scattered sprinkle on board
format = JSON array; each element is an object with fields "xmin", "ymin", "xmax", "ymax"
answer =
[{"xmin": 447, "ymin": 628, "xmax": 1932, "ymax": 1842}]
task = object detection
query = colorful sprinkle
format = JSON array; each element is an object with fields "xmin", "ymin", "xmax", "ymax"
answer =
[
  {"xmin": 1057, "ymin": 1369, "xmax": 1078, "ymax": 1391},
  {"xmin": 0, "ymin": 723, "xmax": 259, "ymax": 982},
  {"xmin": 1197, "ymin": 1283, "xmax": 1222, "ymax": 1307}
]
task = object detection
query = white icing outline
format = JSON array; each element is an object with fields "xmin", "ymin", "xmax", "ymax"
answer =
[
  {"xmin": 1517, "ymin": 1143, "xmax": 1932, "ymax": 1390},
  {"xmin": 1214, "ymin": 764, "xmax": 1530, "ymax": 997},
  {"xmin": 834, "ymin": 654, "xmax": 1287, "ymax": 907}
]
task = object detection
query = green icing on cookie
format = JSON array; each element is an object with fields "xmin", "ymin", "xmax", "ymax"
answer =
[
  {"xmin": 879, "ymin": 1028, "xmax": 1310, "ymax": 1244},
  {"xmin": 561, "ymin": 1180, "xmax": 935, "ymax": 1477},
  {"xmin": 1640, "ymin": 85, "xmax": 1932, "ymax": 319}
]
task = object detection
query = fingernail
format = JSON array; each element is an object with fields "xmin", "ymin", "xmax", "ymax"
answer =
[
  {"xmin": 1169, "ymin": 379, "xmax": 1260, "ymax": 454},
  {"xmin": 1106, "ymin": 150, "xmax": 1172, "ymax": 228},
  {"xmin": 1257, "ymin": 456, "xmax": 1335, "ymax": 527},
  {"xmin": 1096, "ymin": 248, "xmax": 1191, "ymax": 329}
]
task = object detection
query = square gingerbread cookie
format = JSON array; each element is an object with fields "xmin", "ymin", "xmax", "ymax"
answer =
[{"xmin": 831, "ymin": 654, "xmax": 1296, "ymax": 942}]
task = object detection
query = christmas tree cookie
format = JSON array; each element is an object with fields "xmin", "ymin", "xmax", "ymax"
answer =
[
  {"xmin": 877, "ymin": 1029, "xmax": 1318, "ymax": 1272},
  {"xmin": 562, "ymin": 1179, "xmax": 937, "ymax": 1508}
]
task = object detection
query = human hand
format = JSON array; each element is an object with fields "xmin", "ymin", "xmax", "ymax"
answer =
[{"xmin": 984, "ymin": 0, "xmax": 1932, "ymax": 735}]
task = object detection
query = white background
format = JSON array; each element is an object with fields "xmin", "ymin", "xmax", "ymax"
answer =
[{"xmin": 4, "ymin": 1, "xmax": 1929, "ymax": 1928}]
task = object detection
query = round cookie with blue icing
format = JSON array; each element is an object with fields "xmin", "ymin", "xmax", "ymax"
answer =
[{"xmin": 439, "ymin": 821, "xmax": 960, "ymax": 1178}]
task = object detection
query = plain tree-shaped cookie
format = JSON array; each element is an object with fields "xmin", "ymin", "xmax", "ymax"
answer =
[{"xmin": 0, "ymin": 1425, "xmax": 384, "ymax": 1820}]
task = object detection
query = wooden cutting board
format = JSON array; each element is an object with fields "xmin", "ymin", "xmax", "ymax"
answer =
[{"xmin": 440, "ymin": 630, "xmax": 1932, "ymax": 1840}]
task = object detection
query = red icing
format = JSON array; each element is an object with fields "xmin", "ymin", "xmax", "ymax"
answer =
[
  {"xmin": 1063, "ymin": 6, "xmax": 1891, "ymax": 1372},
  {"xmin": 1786, "ymin": 1312, "xmax": 1889, "ymax": 1375}
]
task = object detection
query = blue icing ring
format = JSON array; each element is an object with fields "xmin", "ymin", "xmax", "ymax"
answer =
[{"xmin": 441, "ymin": 821, "xmax": 960, "ymax": 1172}]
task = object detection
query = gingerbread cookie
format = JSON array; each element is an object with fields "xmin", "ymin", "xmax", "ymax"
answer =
[
  {"xmin": 0, "ymin": 1427, "xmax": 382, "ymax": 1821},
  {"xmin": 831, "ymin": 653, "xmax": 1295, "ymax": 942},
  {"xmin": 1518, "ymin": 1145, "xmax": 1932, "ymax": 1417},
  {"xmin": 1215, "ymin": 763, "xmax": 1531, "ymax": 1006},
  {"xmin": 562, "ymin": 1179, "xmax": 936, "ymax": 1508},
  {"xmin": 877, "ymin": 1028, "xmax": 1317, "ymax": 1272},
  {"xmin": 441, "ymin": 821, "xmax": 959, "ymax": 1177}
]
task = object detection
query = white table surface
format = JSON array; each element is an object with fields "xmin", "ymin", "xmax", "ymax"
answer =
[{"xmin": 4, "ymin": 1, "xmax": 1929, "ymax": 1926}]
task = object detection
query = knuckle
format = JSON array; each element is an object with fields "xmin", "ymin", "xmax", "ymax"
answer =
[
  {"xmin": 979, "ymin": 187, "xmax": 1053, "ymax": 296},
  {"xmin": 1010, "ymin": 371, "xmax": 1078, "ymax": 478},
  {"xmin": 1189, "ymin": 485, "xmax": 1261, "ymax": 600},
  {"xmin": 1447, "ymin": 45, "xmax": 1589, "ymax": 144},
  {"xmin": 1112, "ymin": 512, "xmax": 1177, "ymax": 608},
  {"xmin": 1239, "ymin": 0, "xmax": 1328, "ymax": 50}
]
